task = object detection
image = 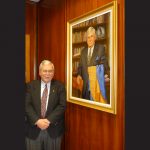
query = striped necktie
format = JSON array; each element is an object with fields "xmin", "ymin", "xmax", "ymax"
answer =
[{"xmin": 41, "ymin": 84, "xmax": 48, "ymax": 118}]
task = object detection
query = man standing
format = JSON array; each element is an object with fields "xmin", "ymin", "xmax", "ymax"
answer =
[
  {"xmin": 77, "ymin": 26, "xmax": 110, "ymax": 101},
  {"xmin": 25, "ymin": 60, "xmax": 66, "ymax": 150}
]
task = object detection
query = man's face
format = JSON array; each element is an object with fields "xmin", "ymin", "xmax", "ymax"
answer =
[
  {"xmin": 39, "ymin": 64, "xmax": 54, "ymax": 83},
  {"xmin": 87, "ymin": 33, "xmax": 96, "ymax": 48}
]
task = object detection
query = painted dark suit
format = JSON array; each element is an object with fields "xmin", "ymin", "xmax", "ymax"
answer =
[
  {"xmin": 78, "ymin": 43, "xmax": 109, "ymax": 100},
  {"xmin": 25, "ymin": 79, "xmax": 66, "ymax": 140}
]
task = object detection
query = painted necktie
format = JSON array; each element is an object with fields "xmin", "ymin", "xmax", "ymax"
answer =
[{"xmin": 88, "ymin": 48, "xmax": 92, "ymax": 65}]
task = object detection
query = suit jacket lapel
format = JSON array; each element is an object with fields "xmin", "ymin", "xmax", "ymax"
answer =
[
  {"xmin": 34, "ymin": 80, "xmax": 41, "ymax": 116},
  {"xmin": 90, "ymin": 44, "xmax": 98, "ymax": 65},
  {"xmin": 46, "ymin": 80, "xmax": 56, "ymax": 114},
  {"xmin": 83, "ymin": 47, "xmax": 88, "ymax": 65}
]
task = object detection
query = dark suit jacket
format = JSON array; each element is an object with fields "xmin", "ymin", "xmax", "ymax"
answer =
[
  {"xmin": 25, "ymin": 79, "xmax": 66, "ymax": 140},
  {"xmin": 78, "ymin": 43, "xmax": 109, "ymax": 99}
]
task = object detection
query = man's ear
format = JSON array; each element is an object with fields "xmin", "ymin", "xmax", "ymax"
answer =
[{"xmin": 39, "ymin": 70, "xmax": 41, "ymax": 77}]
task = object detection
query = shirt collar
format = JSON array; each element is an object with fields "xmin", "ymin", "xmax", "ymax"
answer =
[
  {"xmin": 41, "ymin": 80, "xmax": 51, "ymax": 88},
  {"xmin": 88, "ymin": 45, "xmax": 94, "ymax": 51}
]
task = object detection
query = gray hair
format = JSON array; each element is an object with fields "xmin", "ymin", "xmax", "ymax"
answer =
[
  {"xmin": 39, "ymin": 60, "xmax": 54, "ymax": 70},
  {"xmin": 87, "ymin": 26, "xmax": 96, "ymax": 36}
]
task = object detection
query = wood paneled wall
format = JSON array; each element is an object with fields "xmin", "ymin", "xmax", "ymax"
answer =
[
  {"xmin": 25, "ymin": 0, "xmax": 125, "ymax": 149},
  {"xmin": 65, "ymin": 0, "xmax": 125, "ymax": 150},
  {"xmin": 37, "ymin": 0, "xmax": 66, "ymax": 82}
]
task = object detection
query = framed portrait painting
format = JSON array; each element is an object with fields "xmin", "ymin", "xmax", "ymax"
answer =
[{"xmin": 67, "ymin": 1, "xmax": 118, "ymax": 114}]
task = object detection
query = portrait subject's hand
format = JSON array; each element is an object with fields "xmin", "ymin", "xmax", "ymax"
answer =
[
  {"xmin": 77, "ymin": 75, "xmax": 82, "ymax": 85},
  {"xmin": 104, "ymin": 74, "xmax": 110, "ymax": 82},
  {"xmin": 35, "ymin": 119, "xmax": 50, "ymax": 130},
  {"xmin": 76, "ymin": 75, "xmax": 83, "ymax": 92}
]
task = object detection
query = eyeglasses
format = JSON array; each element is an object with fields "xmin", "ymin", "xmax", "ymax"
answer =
[{"xmin": 43, "ymin": 70, "xmax": 54, "ymax": 73}]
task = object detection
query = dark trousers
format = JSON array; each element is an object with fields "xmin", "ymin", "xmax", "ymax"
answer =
[{"xmin": 26, "ymin": 130, "xmax": 62, "ymax": 150}]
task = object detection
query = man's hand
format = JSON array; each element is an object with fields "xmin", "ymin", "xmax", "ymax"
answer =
[{"xmin": 35, "ymin": 119, "xmax": 50, "ymax": 130}]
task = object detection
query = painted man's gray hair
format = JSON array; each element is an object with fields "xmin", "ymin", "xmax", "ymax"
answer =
[
  {"xmin": 39, "ymin": 60, "xmax": 54, "ymax": 70},
  {"xmin": 87, "ymin": 26, "xmax": 96, "ymax": 36}
]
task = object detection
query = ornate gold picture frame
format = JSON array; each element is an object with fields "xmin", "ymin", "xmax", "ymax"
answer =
[{"xmin": 67, "ymin": 1, "xmax": 118, "ymax": 114}]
